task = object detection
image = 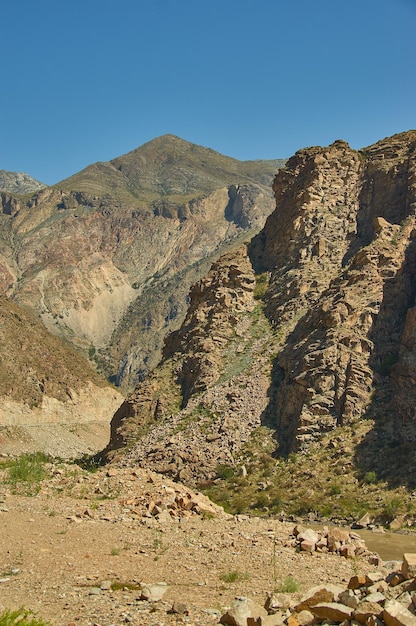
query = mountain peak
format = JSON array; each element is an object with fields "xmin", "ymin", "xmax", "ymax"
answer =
[
  {"xmin": 0, "ymin": 170, "xmax": 46, "ymax": 194},
  {"xmin": 58, "ymin": 135, "xmax": 282, "ymax": 200}
]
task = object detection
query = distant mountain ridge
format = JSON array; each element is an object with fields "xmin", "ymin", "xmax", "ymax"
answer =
[
  {"xmin": 58, "ymin": 134, "xmax": 285, "ymax": 200},
  {"xmin": 0, "ymin": 170, "xmax": 46, "ymax": 194},
  {"xmin": 0, "ymin": 135, "xmax": 285, "ymax": 391}
]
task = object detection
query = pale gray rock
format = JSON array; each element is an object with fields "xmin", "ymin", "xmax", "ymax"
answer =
[{"xmin": 220, "ymin": 596, "xmax": 268, "ymax": 626}]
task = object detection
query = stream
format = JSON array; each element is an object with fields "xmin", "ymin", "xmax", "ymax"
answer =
[{"xmin": 357, "ymin": 527, "xmax": 416, "ymax": 561}]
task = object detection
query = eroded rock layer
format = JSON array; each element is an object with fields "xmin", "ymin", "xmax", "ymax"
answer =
[{"xmin": 0, "ymin": 296, "xmax": 123, "ymax": 456}]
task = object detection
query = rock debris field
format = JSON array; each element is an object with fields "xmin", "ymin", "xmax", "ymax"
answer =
[{"xmin": 0, "ymin": 463, "xmax": 412, "ymax": 626}]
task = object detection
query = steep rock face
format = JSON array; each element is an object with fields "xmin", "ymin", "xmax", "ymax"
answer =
[
  {"xmin": 251, "ymin": 140, "xmax": 362, "ymax": 324},
  {"xmin": 103, "ymin": 247, "xmax": 275, "ymax": 483},
  {"xmin": 0, "ymin": 136, "xmax": 281, "ymax": 390},
  {"xmin": 254, "ymin": 131, "xmax": 416, "ymax": 453},
  {"xmin": 107, "ymin": 131, "xmax": 416, "ymax": 482},
  {"xmin": 104, "ymin": 130, "xmax": 416, "ymax": 483},
  {"xmin": 164, "ymin": 247, "xmax": 257, "ymax": 402}
]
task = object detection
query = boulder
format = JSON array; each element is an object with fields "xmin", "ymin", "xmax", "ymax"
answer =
[
  {"xmin": 264, "ymin": 592, "xmax": 293, "ymax": 613},
  {"xmin": 348, "ymin": 575, "xmax": 368, "ymax": 590},
  {"xmin": 354, "ymin": 600, "xmax": 384, "ymax": 623},
  {"xmin": 220, "ymin": 596, "xmax": 268, "ymax": 626},
  {"xmin": 257, "ymin": 615, "xmax": 286, "ymax": 626},
  {"xmin": 383, "ymin": 600, "xmax": 416, "ymax": 626},
  {"xmin": 384, "ymin": 599, "xmax": 416, "ymax": 626},
  {"xmin": 297, "ymin": 529, "xmax": 320, "ymax": 544},
  {"xmin": 338, "ymin": 589, "xmax": 360, "ymax": 609},
  {"xmin": 310, "ymin": 602, "xmax": 354, "ymax": 621},
  {"xmin": 402, "ymin": 554, "xmax": 416, "ymax": 580},
  {"xmin": 140, "ymin": 582, "xmax": 168, "ymax": 602},
  {"xmin": 294, "ymin": 586, "xmax": 341, "ymax": 612},
  {"xmin": 364, "ymin": 592, "xmax": 387, "ymax": 605},
  {"xmin": 300, "ymin": 540, "xmax": 316, "ymax": 553},
  {"xmin": 286, "ymin": 611, "xmax": 314, "ymax": 626}
]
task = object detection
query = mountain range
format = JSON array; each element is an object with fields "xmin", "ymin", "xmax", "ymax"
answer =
[
  {"xmin": 3, "ymin": 130, "xmax": 416, "ymax": 525},
  {"xmin": 0, "ymin": 135, "xmax": 284, "ymax": 392}
]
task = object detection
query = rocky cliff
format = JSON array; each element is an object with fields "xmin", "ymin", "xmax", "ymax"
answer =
[
  {"xmin": 0, "ymin": 135, "xmax": 282, "ymax": 390},
  {"xmin": 103, "ymin": 245, "xmax": 276, "ymax": 483},
  {"xmin": 255, "ymin": 131, "xmax": 416, "ymax": 454},
  {"xmin": 104, "ymin": 131, "xmax": 416, "ymax": 512}
]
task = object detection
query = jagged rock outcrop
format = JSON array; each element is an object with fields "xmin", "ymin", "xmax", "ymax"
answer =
[
  {"xmin": 164, "ymin": 247, "xmax": 257, "ymax": 402},
  {"xmin": 105, "ymin": 130, "xmax": 416, "ymax": 484},
  {"xmin": 103, "ymin": 246, "xmax": 275, "ymax": 482},
  {"xmin": 0, "ymin": 136, "xmax": 281, "ymax": 390},
  {"xmin": 254, "ymin": 131, "xmax": 416, "ymax": 453}
]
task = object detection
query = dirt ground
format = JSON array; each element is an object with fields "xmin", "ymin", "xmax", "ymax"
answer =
[{"xmin": 0, "ymin": 463, "xmax": 379, "ymax": 626}]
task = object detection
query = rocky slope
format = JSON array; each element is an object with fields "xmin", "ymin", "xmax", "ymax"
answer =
[
  {"xmin": 0, "ymin": 135, "xmax": 283, "ymax": 390},
  {"xmin": 0, "ymin": 170, "xmax": 46, "ymax": 194},
  {"xmin": 104, "ymin": 130, "xmax": 416, "ymax": 521},
  {"xmin": 0, "ymin": 460, "xmax": 382, "ymax": 626},
  {"xmin": 0, "ymin": 296, "xmax": 123, "ymax": 457}
]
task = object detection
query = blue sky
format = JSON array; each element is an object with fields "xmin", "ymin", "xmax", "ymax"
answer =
[{"xmin": 1, "ymin": 0, "xmax": 415, "ymax": 185}]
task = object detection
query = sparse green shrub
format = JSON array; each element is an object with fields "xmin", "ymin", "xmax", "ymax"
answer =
[
  {"xmin": 252, "ymin": 493, "xmax": 269, "ymax": 509},
  {"xmin": 231, "ymin": 496, "xmax": 249, "ymax": 515},
  {"xmin": 220, "ymin": 570, "xmax": 250, "ymax": 583},
  {"xmin": 319, "ymin": 503, "xmax": 333, "ymax": 518},
  {"xmin": 216, "ymin": 464, "xmax": 235, "ymax": 480},
  {"xmin": 276, "ymin": 575, "xmax": 299, "ymax": 593},
  {"xmin": 5, "ymin": 453, "xmax": 49, "ymax": 488},
  {"xmin": 384, "ymin": 496, "xmax": 403, "ymax": 520},
  {"xmin": 329, "ymin": 482, "xmax": 341, "ymax": 495},
  {"xmin": 269, "ymin": 494, "xmax": 284, "ymax": 512},
  {"xmin": 253, "ymin": 273, "xmax": 269, "ymax": 300},
  {"xmin": 363, "ymin": 471, "xmax": 377, "ymax": 484},
  {"xmin": 0, "ymin": 608, "xmax": 50, "ymax": 626}
]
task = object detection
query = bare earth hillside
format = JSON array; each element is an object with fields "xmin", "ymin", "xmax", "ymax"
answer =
[{"xmin": 0, "ymin": 296, "xmax": 122, "ymax": 456}]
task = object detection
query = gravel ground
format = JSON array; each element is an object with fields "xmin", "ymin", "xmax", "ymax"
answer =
[{"xmin": 0, "ymin": 465, "xmax": 377, "ymax": 626}]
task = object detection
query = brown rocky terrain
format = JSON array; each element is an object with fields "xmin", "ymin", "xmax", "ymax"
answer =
[
  {"xmin": 104, "ymin": 131, "xmax": 416, "ymax": 524},
  {"xmin": 0, "ymin": 296, "xmax": 122, "ymax": 457},
  {"xmin": 253, "ymin": 132, "xmax": 416, "ymax": 455},
  {"xmin": 0, "ymin": 460, "xmax": 387, "ymax": 626},
  {"xmin": 4, "ymin": 131, "xmax": 416, "ymax": 626},
  {"xmin": 0, "ymin": 135, "xmax": 283, "ymax": 392}
]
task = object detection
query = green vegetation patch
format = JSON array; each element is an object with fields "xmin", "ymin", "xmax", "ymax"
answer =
[
  {"xmin": 276, "ymin": 575, "xmax": 299, "ymax": 593},
  {"xmin": 3, "ymin": 453, "xmax": 50, "ymax": 494},
  {"xmin": 202, "ymin": 421, "xmax": 416, "ymax": 528},
  {"xmin": 220, "ymin": 570, "xmax": 250, "ymax": 583},
  {"xmin": 0, "ymin": 608, "xmax": 50, "ymax": 626}
]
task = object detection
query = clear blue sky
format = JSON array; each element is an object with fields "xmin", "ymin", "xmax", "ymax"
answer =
[{"xmin": 1, "ymin": 0, "xmax": 415, "ymax": 185}]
